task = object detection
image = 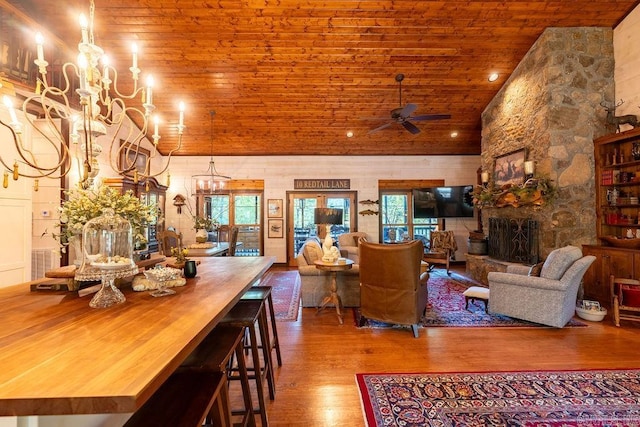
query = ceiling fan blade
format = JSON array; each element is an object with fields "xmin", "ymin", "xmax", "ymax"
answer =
[
  {"xmin": 402, "ymin": 121, "xmax": 421, "ymax": 134},
  {"xmin": 410, "ymin": 114, "xmax": 452, "ymax": 121},
  {"xmin": 368, "ymin": 122, "xmax": 394, "ymax": 135},
  {"xmin": 399, "ymin": 103, "xmax": 418, "ymax": 118}
]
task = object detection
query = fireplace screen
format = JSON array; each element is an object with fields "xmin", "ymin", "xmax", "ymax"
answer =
[{"xmin": 488, "ymin": 218, "xmax": 539, "ymax": 264}]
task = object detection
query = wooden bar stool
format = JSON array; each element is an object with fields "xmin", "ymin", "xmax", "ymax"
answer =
[
  {"xmin": 123, "ymin": 371, "xmax": 224, "ymax": 427},
  {"xmin": 180, "ymin": 325, "xmax": 255, "ymax": 427},
  {"xmin": 241, "ymin": 286, "xmax": 283, "ymax": 367},
  {"xmin": 220, "ymin": 300, "xmax": 274, "ymax": 427}
]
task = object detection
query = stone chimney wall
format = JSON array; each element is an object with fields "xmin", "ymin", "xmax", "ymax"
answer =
[{"xmin": 481, "ymin": 27, "xmax": 613, "ymax": 259}]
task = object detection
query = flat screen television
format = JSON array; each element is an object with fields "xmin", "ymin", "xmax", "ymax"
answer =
[{"xmin": 413, "ymin": 186, "xmax": 475, "ymax": 218}]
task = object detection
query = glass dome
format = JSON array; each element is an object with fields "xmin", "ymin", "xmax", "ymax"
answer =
[{"xmin": 76, "ymin": 209, "xmax": 138, "ymax": 308}]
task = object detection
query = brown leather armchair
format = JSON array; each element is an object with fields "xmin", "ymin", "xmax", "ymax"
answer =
[{"xmin": 359, "ymin": 240, "xmax": 429, "ymax": 338}]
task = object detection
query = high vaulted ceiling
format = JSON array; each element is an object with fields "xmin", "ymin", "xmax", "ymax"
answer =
[{"xmin": 5, "ymin": 0, "xmax": 639, "ymax": 156}]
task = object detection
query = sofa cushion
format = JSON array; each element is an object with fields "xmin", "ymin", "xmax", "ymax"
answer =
[
  {"xmin": 540, "ymin": 245, "xmax": 582, "ymax": 280},
  {"xmin": 303, "ymin": 241, "xmax": 323, "ymax": 264}
]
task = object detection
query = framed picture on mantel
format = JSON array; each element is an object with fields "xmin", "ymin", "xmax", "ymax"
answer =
[{"xmin": 493, "ymin": 148, "xmax": 526, "ymax": 187}]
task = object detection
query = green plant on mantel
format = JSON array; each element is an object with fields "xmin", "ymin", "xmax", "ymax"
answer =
[{"xmin": 472, "ymin": 176, "xmax": 557, "ymax": 208}]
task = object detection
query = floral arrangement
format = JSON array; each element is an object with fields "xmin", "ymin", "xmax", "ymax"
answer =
[
  {"xmin": 193, "ymin": 215, "xmax": 219, "ymax": 231},
  {"xmin": 472, "ymin": 176, "xmax": 557, "ymax": 209},
  {"xmin": 54, "ymin": 185, "xmax": 158, "ymax": 252},
  {"xmin": 171, "ymin": 246, "xmax": 189, "ymax": 263}
]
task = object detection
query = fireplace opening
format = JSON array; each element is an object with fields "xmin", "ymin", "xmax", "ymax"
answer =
[{"xmin": 488, "ymin": 217, "xmax": 539, "ymax": 264}]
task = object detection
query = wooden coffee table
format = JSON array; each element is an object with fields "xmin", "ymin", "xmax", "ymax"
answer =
[{"xmin": 314, "ymin": 259, "xmax": 354, "ymax": 324}]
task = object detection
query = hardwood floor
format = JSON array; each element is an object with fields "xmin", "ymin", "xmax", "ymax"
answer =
[{"xmin": 258, "ymin": 265, "xmax": 640, "ymax": 426}]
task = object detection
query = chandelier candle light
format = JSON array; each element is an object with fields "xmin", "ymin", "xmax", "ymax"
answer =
[{"xmin": 0, "ymin": 0, "xmax": 185, "ymax": 190}]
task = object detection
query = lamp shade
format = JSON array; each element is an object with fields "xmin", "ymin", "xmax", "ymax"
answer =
[{"xmin": 314, "ymin": 208, "xmax": 343, "ymax": 225}]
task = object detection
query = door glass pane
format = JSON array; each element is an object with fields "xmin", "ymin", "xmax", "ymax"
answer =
[
  {"xmin": 293, "ymin": 197, "xmax": 317, "ymax": 256},
  {"xmin": 207, "ymin": 195, "xmax": 230, "ymax": 225},
  {"xmin": 327, "ymin": 197, "xmax": 351, "ymax": 237},
  {"xmin": 234, "ymin": 195, "xmax": 261, "ymax": 256}
]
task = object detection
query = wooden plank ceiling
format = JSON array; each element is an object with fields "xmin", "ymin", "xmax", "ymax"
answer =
[{"xmin": 7, "ymin": 0, "xmax": 639, "ymax": 156}]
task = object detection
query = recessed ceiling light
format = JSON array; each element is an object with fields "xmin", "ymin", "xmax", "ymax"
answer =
[
  {"xmin": 450, "ymin": 131, "xmax": 458, "ymax": 138},
  {"xmin": 488, "ymin": 73, "xmax": 499, "ymax": 82},
  {"xmin": 346, "ymin": 131, "xmax": 354, "ymax": 138}
]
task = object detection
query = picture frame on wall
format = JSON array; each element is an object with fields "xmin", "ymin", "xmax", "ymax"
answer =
[
  {"xmin": 493, "ymin": 148, "xmax": 526, "ymax": 187},
  {"xmin": 267, "ymin": 199, "xmax": 283, "ymax": 218},
  {"xmin": 268, "ymin": 219, "xmax": 283, "ymax": 238},
  {"xmin": 119, "ymin": 141, "xmax": 150, "ymax": 177}
]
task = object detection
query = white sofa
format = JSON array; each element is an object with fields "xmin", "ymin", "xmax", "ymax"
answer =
[
  {"xmin": 296, "ymin": 237, "xmax": 361, "ymax": 307},
  {"xmin": 337, "ymin": 232, "xmax": 371, "ymax": 264}
]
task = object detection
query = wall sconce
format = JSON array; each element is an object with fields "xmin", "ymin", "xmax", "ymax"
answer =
[
  {"xmin": 481, "ymin": 171, "xmax": 490, "ymax": 187},
  {"xmin": 524, "ymin": 161, "xmax": 535, "ymax": 180}
]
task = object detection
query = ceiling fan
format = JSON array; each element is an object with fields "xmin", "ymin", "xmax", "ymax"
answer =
[{"xmin": 368, "ymin": 74, "xmax": 451, "ymax": 135}]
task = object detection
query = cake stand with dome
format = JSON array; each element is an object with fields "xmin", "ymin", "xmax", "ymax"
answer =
[{"xmin": 75, "ymin": 209, "xmax": 138, "ymax": 308}]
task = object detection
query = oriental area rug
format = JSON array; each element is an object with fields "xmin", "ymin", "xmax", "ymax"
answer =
[
  {"xmin": 258, "ymin": 270, "xmax": 301, "ymax": 321},
  {"xmin": 356, "ymin": 369, "xmax": 640, "ymax": 427},
  {"xmin": 356, "ymin": 270, "xmax": 585, "ymax": 328}
]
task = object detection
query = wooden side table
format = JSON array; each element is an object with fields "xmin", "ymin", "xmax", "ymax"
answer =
[{"xmin": 313, "ymin": 259, "xmax": 354, "ymax": 324}]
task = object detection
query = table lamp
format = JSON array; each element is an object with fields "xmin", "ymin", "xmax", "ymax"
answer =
[{"xmin": 314, "ymin": 207, "xmax": 343, "ymax": 262}]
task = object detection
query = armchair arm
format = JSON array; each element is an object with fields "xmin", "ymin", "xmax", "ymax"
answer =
[
  {"xmin": 505, "ymin": 264, "xmax": 531, "ymax": 275},
  {"xmin": 488, "ymin": 271, "xmax": 566, "ymax": 292}
]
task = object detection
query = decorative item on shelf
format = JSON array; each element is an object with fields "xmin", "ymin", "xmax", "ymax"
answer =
[
  {"xmin": 472, "ymin": 175, "xmax": 556, "ymax": 208},
  {"xmin": 0, "ymin": 0, "xmax": 185, "ymax": 190},
  {"xmin": 481, "ymin": 171, "xmax": 490, "ymax": 188},
  {"xmin": 600, "ymin": 235, "xmax": 640, "ymax": 249},
  {"xmin": 49, "ymin": 184, "xmax": 158, "ymax": 257},
  {"xmin": 600, "ymin": 99, "xmax": 639, "ymax": 133},
  {"xmin": 76, "ymin": 209, "xmax": 138, "ymax": 308},
  {"xmin": 314, "ymin": 207, "xmax": 343, "ymax": 262},
  {"xmin": 633, "ymin": 142, "xmax": 640, "ymax": 161}
]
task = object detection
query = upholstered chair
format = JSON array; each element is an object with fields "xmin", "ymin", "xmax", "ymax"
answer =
[
  {"xmin": 359, "ymin": 240, "xmax": 429, "ymax": 338},
  {"xmin": 422, "ymin": 230, "xmax": 457, "ymax": 275},
  {"xmin": 488, "ymin": 245, "xmax": 596, "ymax": 328},
  {"xmin": 337, "ymin": 232, "xmax": 371, "ymax": 263}
]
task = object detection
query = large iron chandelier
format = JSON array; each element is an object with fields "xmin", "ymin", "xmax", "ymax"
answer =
[
  {"xmin": 0, "ymin": 0, "xmax": 184, "ymax": 190},
  {"xmin": 191, "ymin": 110, "xmax": 230, "ymax": 195}
]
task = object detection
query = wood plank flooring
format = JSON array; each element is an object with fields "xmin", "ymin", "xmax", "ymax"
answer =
[{"xmin": 259, "ymin": 266, "xmax": 640, "ymax": 426}]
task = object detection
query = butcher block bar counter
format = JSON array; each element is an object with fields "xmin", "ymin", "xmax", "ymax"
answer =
[{"xmin": 0, "ymin": 256, "xmax": 274, "ymax": 418}]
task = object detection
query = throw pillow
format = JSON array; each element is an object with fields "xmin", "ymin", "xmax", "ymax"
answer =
[
  {"xmin": 621, "ymin": 285, "xmax": 640, "ymax": 307},
  {"xmin": 303, "ymin": 242, "xmax": 322, "ymax": 264},
  {"xmin": 528, "ymin": 262, "xmax": 544, "ymax": 277}
]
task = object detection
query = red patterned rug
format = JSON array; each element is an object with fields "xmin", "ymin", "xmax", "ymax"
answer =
[
  {"xmin": 356, "ymin": 270, "xmax": 585, "ymax": 328},
  {"xmin": 259, "ymin": 270, "xmax": 301, "ymax": 321},
  {"xmin": 356, "ymin": 369, "xmax": 640, "ymax": 426}
]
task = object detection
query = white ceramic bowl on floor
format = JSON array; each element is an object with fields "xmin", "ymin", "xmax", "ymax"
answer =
[{"xmin": 575, "ymin": 306, "xmax": 607, "ymax": 322}]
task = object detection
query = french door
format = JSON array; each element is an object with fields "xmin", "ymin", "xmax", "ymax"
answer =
[{"xmin": 286, "ymin": 191, "xmax": 357, "ymax": 266}]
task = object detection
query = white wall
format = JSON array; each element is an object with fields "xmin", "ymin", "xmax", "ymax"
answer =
[
  {"xmin": 163, "ymin": 155, "xmax": 480, "ymax": 263},
  {"xmin": 614, "ymin": 4, "xmax": 640, "ymax": 123}
]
